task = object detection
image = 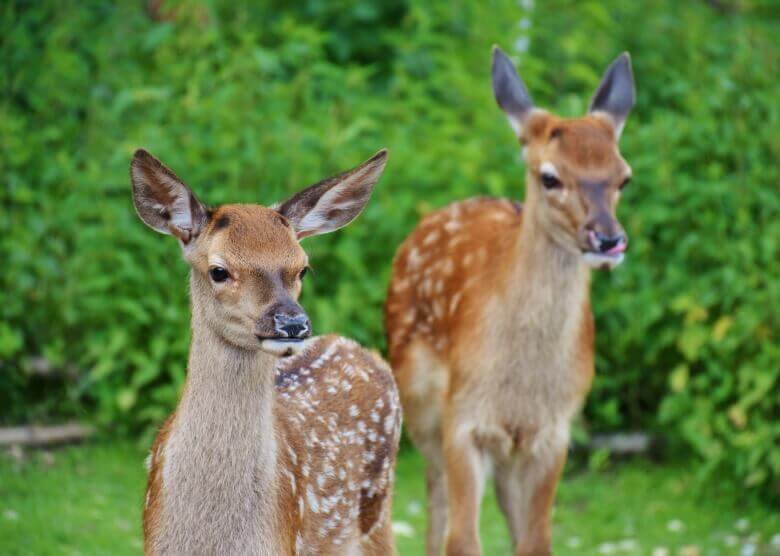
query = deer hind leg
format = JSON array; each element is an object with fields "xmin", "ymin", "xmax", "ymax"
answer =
[
  {"xmin": 443, "ymin": 423, "xmax": 487, "ymax": 556},
  {"xmin": 360, "ymin": 511, "xmax": 395, "ymax": 556},
  {"xmin": 425, "ymin": 463, "xmax": 448, "ymax": 556},
  {"xmin": 396, "ymin": 342, "xmax": 449, "ymax": 555},
  {"xmin": 494, "ymin": 449, "xmax": 567, "ymax": 556}
]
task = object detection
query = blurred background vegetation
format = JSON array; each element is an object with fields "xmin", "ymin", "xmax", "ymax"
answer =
[{"xmin": 1, "ymin": 0, "xmax": 778, "ymax": 524}]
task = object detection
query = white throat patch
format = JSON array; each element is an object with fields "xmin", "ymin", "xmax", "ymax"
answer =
[
  {"xmin": 583, "ymin": 252, "xmax": 624, "ymax": 270},
  {"xmin": 539, "ymin": 161, "xmax": 559, "ymax": 178},
  {"xmin": 259, "ymin": 338, "xmax": 313, "ymax": 358}
]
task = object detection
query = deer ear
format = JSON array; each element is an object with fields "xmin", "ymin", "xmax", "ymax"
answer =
[
  {"xmin": 589, "ymin": 52, "xmax": 635, "ymax": 139},
  {"xmin": 275, "ymin": 150, "xmax": 388, "ymax": 239},
  {"xmin": 492, "ymin": 46, "xmax": 536, "ymax": 137},
  {"xmin": 130, "ymin": 149, "xmax": 208, "ymax": 245}
]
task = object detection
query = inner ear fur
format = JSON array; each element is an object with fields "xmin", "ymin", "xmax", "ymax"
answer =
[
  {"xmin": 275, "ymin": 149, "xmax": 388, "ymax": 239},
  {"xmin": 130, "ymin": 149, "xmax": 208, "ymax": 244}
]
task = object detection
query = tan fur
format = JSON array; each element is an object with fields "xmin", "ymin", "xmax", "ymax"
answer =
[
  {"xmin": 134, "ymin": 149, "xmax": 400, "ymax": 555},
  {"xmin": 385, "ymin": 109, "xmax": 630, "ymax": 555}
]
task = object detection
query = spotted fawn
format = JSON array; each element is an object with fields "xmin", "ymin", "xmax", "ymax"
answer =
[
  {"xmin": 132, "ymin": 149, "xmax": 402, "ymax": 555},
  {"xmin": 385, "ymin": 47, "xmax": 636, "ymax": 556}
]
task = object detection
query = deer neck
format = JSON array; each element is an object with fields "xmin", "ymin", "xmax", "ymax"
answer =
[
  {"xmin": 159, "ymin": 275, "xmax": 281, "ymax": 552},
  {"xmin": 177, "ymin": 311, "xmax": 278, "ymax": 459},
  {"xmin": 504, "ymin": 194, "xmax": 591, "ymax": 342}
]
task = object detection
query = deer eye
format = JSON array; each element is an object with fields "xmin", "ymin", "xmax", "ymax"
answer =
[
  {"xmin": 209, "ymin": 266, "xmax": 230, "ymax": 283},
  {"xmin": 299, "ymin": 267, "xmax": 309, "ymax": 280},
  {"xmin": 540, "ymin": 172, "xmax": 562, "ymax": 190},
  {"xmin": 620, "ymin": 176, "xmax": 631, "ymax": 190}
]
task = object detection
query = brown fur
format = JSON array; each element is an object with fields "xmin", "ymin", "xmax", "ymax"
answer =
[
  {"xmin": 143, "ymin": 415, "xmax": 173, "ymax": 553},
  {"xmin": 385, "ymin": 108, "xmax": 631, "ymax": 555}
]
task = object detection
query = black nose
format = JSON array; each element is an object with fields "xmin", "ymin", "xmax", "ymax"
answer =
[
  {"xmin": 273, "ymin": 313, "xmax": 311, "ymax": 339},
  {"xmin": 593, "ymin": 231, "xmax": 627, "ymax": 253}
]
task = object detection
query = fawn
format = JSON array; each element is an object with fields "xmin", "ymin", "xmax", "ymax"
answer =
[
  {"xmin": 131, "ymin": 149, "xmax": 402, "ymax": 555},
  {"xmin": 384, "ymin": 47, "xmax": 635, "ymax": 556}
]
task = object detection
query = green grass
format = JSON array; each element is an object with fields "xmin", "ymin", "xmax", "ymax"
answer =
[{"xmin": 1, "ymin": 442, "xmax": 778, "ymax": 555}]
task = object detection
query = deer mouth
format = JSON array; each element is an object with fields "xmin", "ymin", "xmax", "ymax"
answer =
[
  {"xmin": 582, "ymin": 250, "xmax": 625, "ymax": 270},
  {"xmin": 257, "ymin": 337, "xmax": 310, "ymax": 358},
  {"xmin": 581, "ymin": 230, "xmax": 627, "ymax": 270},
  {"xmin": 582, "ymin": 244, "xmax": 626, "ymax": 270}
]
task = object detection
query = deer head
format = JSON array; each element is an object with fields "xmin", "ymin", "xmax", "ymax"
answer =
[
  {"xmin": 131, "ymin": 149, "xmax": 388, "ymax": 355},
  {"xmin": 492, "ymin": 46, "xmax": 635, "ymax": 270}
]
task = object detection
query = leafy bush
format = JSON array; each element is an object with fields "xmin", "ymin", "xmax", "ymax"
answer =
[{"xmin": 1, "ymin": 0, "xmax": 777, "ymax": 497}]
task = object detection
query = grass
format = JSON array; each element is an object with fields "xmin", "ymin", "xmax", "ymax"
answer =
[{"xmin": 1, "ymin": 442, "xmax": 778, "ymax": 555}]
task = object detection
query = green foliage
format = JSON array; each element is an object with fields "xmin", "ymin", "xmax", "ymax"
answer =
[{"xmin": 1, "ymin": 1, "xmax": 778, "ymax": 497}]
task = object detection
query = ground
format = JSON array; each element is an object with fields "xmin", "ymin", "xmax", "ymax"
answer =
[{"xmin": 0, "ymin": 442, "xmax": 778, "ymax": 555}]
